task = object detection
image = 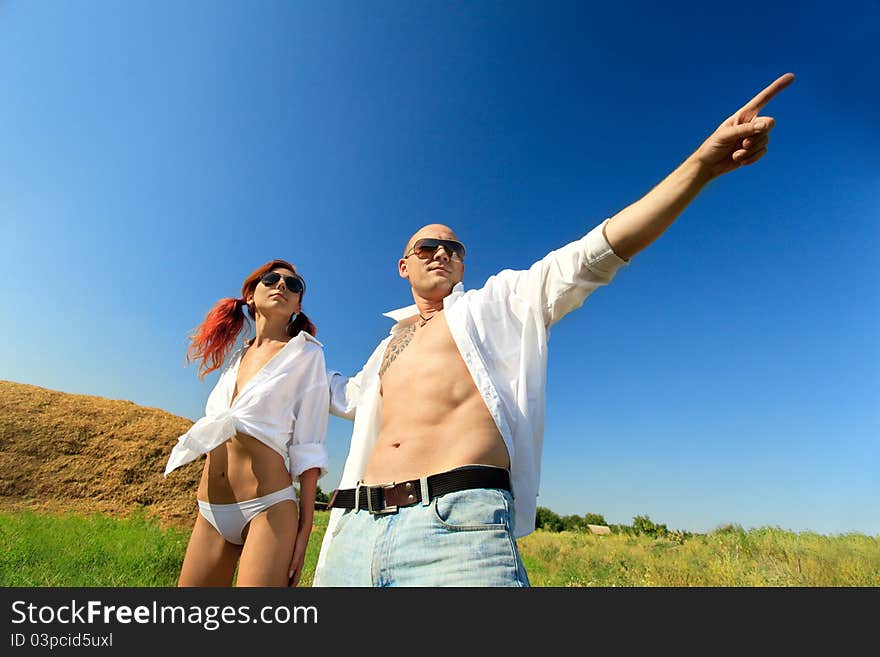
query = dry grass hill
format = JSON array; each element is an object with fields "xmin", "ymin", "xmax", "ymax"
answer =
[{"xmin": 0, "ymin": 379, "xmax": 201, "ymax": 529}]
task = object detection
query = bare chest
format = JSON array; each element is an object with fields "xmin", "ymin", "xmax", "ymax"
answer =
[
  {"xmin": 379, "ymin": 312, "xmax": 469, "ymax": 390},
  {"xmin": 232, "ymin": 343, "xmax": 285, "ymax": 402}
]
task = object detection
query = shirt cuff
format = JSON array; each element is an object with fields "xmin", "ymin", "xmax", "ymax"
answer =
[
  {"xmin": 288, "ymin": 442, "xmax": 329, "ymax": 480},
  {"xmin": 582, "ymin": 218, "xmax": 630, "ymax": 277}
]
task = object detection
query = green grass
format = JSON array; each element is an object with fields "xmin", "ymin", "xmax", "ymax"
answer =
[
  {"xmin": 0, "ymin": 509, "xmax": 191, "ymax": 586},
  {"xmin": 517, "ymin": 526, "xmax": 880, "ymax": 586},
  {"xmin": 2, "ymin": 511, "xmax": 877, "ymax": 587},
  {"xmin": 0, "ymin": 510, "xmax": 329, "ymax": 587}
]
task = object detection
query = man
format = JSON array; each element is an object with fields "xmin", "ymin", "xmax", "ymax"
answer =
[{"xmin": 313, "ymin": 73, "xmax": 795, "ymax": 586}]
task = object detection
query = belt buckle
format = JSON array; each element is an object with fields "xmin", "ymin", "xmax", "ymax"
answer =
[{"xmin": 368, "ymin": 482, "xmax": 398, "ymax": 515}]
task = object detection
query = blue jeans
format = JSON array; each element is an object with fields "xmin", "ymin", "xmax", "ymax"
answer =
[{"xmin": 315, "ymin": 487, "xmax": 530, "ymax": 587}]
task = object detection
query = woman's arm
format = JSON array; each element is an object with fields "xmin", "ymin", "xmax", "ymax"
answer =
[{"xmin": 288, "ymin": 466, "xmax": 319, "ymax": 586}]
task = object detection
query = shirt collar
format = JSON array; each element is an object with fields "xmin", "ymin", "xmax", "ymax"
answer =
[
  {"xmin": 300, "ymin": 331, "xmax": 324, "ymax": 348},
  {"xmin": 381, "ymin": 282, "xmax": 465, "ymax": 326}
]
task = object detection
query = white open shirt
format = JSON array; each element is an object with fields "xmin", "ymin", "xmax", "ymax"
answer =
[
  {"xmin": 164, "ymin": 331, "xmax": 330, "ymax": 491},
  {"xmin": 315, "ymin": 219, "xmax": 628, "ymax": 579}
]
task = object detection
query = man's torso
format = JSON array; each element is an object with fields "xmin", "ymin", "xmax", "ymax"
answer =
[{"xmin": 363, "ymin": 310, "xmax": 509, "ymax": 484}]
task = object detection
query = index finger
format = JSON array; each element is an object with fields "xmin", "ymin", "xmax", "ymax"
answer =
[{"xmin": 741, "ymin": 72, "xmax": 795, "ymax": 113}]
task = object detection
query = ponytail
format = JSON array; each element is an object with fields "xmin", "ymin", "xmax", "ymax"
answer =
[
  {"xmin": 186, "ymin": 297, "xmax": 247, "ymax": 379},
  {"xmin": 288, "ymin": 311, "xmax": 317, "ymax": 338}
]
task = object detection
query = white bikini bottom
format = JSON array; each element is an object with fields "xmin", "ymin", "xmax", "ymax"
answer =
[{"xmin": 197, "ymin": 484, "xmax": 297, "ymax": 545}]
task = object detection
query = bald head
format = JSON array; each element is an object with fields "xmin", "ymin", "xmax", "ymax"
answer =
[
  {"xmin": 398, "ymin": 223, "xmax": 465, "ymax": 301},
  {"xmin": 403, "ymin": 224, "xmax": 460, "ymax": 257}
]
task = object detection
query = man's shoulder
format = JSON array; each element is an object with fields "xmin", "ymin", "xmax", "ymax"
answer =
[
  {"xmin": 459, "ymin": 268, "xmax": 526, "ymax": 302},
  {"xmin": 348, "ymin": 333, "xmax": 396, "ymax": 376}
]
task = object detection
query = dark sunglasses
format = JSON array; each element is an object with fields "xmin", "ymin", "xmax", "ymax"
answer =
[
  {"xmin": 405, "ymin": 238, "xmax": 466, "ymax": 261},
  {"xmin": 259, "ymin": 271, "xmax": 305, "ymax": 295}
]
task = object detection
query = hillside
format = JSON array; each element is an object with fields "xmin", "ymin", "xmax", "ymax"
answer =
[{"xmin": 0, "ymin": 380, "xmax": 201, "ymax": 528}]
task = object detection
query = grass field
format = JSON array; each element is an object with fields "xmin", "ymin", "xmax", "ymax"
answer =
[{"xmin": 1, "ymin": 510, "xmax": 877, "ymax": 587}]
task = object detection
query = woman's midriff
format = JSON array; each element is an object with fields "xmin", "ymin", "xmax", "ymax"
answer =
[{"xmin": 196, "ymin": 432, "xmax": 293, "ymax": 504}]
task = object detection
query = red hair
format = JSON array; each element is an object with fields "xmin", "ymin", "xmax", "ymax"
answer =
[{"xmin": 186, "ymin": 259, "xmax": 317, "ymax": 379}]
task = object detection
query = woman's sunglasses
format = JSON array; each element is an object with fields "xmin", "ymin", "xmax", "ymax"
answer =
[
  {"xmin": 405, "ymin": 238, "xmax": 466, "ymax": 261},
  {"xmin": 259, "ymin": 271, "xmax": 305, "ymax": 295}
]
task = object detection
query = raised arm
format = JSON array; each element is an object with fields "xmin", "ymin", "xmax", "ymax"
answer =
[{"xmin": 604, "ymin": 72, "xmax": 795, "ymax": 260}]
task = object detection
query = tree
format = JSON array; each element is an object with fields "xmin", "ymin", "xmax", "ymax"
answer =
[
  {"xmin": 583, "ymin": 513, "xmax": 607, "ymax": 526},
  {"xmin": 632, "ymin": 514, "xmax": 668, "ymax": 538},
  {"xmin": 562, "ymin": 514, "xmax": 587, "ymax": 531},
  {"xmin": 535, "ymin": 506, "xmax": 564, "ymax": 532}
]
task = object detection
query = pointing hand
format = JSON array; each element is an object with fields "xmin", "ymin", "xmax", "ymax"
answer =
[{"xmin": 692, "ymin": 72, "xmax": 795, "ymax": 179}]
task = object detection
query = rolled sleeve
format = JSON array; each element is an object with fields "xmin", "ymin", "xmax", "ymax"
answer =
[{"xmin": 288, "ymin": 382, "xmax": 330, "ymax": 481}]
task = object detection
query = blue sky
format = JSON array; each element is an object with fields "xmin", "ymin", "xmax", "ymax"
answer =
[{"xmin": 1, "ymin": 1, "xmax": 877, "ymax": 536}]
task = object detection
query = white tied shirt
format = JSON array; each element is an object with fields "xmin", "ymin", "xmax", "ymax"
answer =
[
  {"xmin": 164, "ymin": 331, "xmax": 330, "ymax": 488},
  {"xmin": 315, "ymin": 219, "xmax": 628, "ymax": 579}
]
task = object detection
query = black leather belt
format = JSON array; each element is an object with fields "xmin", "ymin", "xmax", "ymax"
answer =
[{"xmin": 327, "ymin": 465, "xmax": 511, "ymax": 515}]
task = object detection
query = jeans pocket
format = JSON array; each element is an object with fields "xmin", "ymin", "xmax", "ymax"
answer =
[
  {"xmin": 330, "ymin": 509, "xmax": 355, "ymax": 538},
  {"xmin": 431, "ymin": 488, "xmax": 511, "ymax": 531}
]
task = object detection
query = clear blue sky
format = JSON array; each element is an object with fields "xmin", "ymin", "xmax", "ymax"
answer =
[{"xmin": 1, "ymin": 1, "xmax": 877, "ymax": 536}]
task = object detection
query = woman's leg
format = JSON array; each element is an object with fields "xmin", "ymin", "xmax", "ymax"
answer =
[
  {"xmin": 177, "ymin": 513, "xmax": 242, "ymax": 587},
  {"xmin": 236, "ymin": 500, "xmax": 298, "ymax": 587}
]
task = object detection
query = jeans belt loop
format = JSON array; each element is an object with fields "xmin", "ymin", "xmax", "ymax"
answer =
[
  {"xmin": 353, "ymin": 482, "xmax": 363, "ymax": 514},
  {"xmin": 419, "ymin": 476, "xmax": 430, "ymax": 506}
]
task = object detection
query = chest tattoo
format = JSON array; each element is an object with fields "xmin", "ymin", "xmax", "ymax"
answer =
[{"xmin": 379, "ymin": 323, "xmax": 418, "ymax": 378}]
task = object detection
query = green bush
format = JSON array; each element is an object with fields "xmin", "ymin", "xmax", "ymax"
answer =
[
  {"xmin": 535, "ymin": 506, "xmax": 564, "ymax": 532},
  {"xmin": 632, "ymin": 514, "xmax": 669, "ymax": 538}
]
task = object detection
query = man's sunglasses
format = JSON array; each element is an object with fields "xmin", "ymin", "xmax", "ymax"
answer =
[
  {"xmin": 259, "ymin": 271, "xmax": 305, "ymax": 295},
  {"xmin": 405, "ymin": 238, "xmax": 466, "ymax": 261}
]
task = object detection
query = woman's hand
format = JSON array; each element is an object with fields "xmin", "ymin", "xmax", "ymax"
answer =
[
  {"xmin": 287, "ymin": 527, "xmax": 311, "ymax": 587},
  {"xmin": 287, "ymin": 467, "xmax": 320, "ymax": 587}
]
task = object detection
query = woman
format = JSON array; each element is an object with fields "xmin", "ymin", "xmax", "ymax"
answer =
[{"xmin": 164, "ymin": 260, "xmax": 329, "ymax": 587}]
